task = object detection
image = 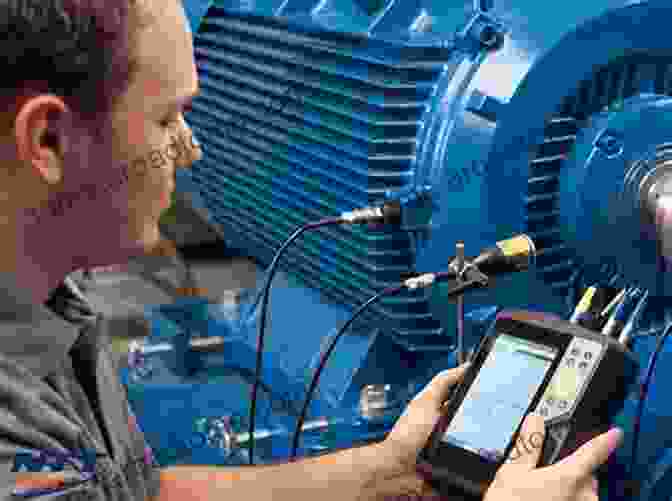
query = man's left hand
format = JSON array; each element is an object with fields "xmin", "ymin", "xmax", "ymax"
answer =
[{"xmin": 368, "ymin": 363, "xmax": 469, "ymax": 499}]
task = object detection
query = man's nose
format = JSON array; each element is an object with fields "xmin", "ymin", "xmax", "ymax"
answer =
[{"xmin": 174, "ymin": 115, "xmax": 202, "ymax": 169}]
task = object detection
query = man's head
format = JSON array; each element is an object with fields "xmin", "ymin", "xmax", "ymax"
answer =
[{"xmin": 0, "ymin": 0, "xmax": 202, "ymax": 302}]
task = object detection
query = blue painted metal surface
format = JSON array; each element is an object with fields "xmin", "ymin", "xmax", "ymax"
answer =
[
  {"xmin": 558, "ymin": 94, "xmax": 672, "ymax": 297},
  {"xmin": 121, "ymin": 1, "xmax": 672, "ymax": 500},
  {"xmin": 182, "ymin": 0, "xmax": 215, "ymax": 33}
]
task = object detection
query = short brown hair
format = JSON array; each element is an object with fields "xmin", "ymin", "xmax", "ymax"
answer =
[{"xmin": 0, "ymin": 0, "xmax": 156, "ymax": 134}]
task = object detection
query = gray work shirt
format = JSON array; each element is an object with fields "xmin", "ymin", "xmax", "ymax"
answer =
[{"xmin": 0, "ymin": 273, "xmax": 161, "ymax": 501}]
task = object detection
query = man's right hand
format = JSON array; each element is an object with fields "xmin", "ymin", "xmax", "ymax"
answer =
[{"xmin": 484, "ymin": 413, "xmax": 623, "ymax": 501}]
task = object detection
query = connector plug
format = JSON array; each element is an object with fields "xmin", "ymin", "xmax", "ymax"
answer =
[
  {"xmin": 403, "ymin": 273, "xmax": 436, "ymax": 290},
  {"xmin": 339, "ymin": 199, "xmax": 403, "ymax": 225},
  {"xmin": 339, "ymin": 206, "xmax": 385, "ymax": 224},
  {"xmin": 381, "ymin": 199, "xmax": 402, "ymax": 225},
  {"xmin": 383, "ymin": 186, "xmax": 434, "ymax": 230}
]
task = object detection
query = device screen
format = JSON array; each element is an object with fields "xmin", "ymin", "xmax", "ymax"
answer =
[{"xmin": 442, "ymin": 333, "xmax": 558, "ymax": 462}]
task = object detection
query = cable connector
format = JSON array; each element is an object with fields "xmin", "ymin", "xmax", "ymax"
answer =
[
  {"xmin": 339, "ymin": 200, "xmax": 401, "ymax": 225},
  {"xmin": 618, "ymin": 290, "xmax": 649, "ymax": 345},
  {"xmin": 601, "ymin": 290, "xmax": 634, "ymax": 338},
  {"xmin": 403, "ymin": 273, "xmax": 437, "ymax": 289},
  {"xmin": 570, "ymin": 286, "xmax": 597, "ymax": 324},
  {"xmin": 340, "ymin": 206, "xmax": 384, "ymax": 223},
  {"xmin": 384, "ymin": 186, "xmax": 434, "ymax": 229}
]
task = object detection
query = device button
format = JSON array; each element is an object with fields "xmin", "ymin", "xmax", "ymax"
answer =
[
  {"xmin": 566, "ymin": 358, "xmax": 575, "ymax": 368},
  {"xmin": 539, "ymin": 406, "xmax": 549, "ymax": 417},
  {"xmin": 584, "ymin": 352, "xmax": 593, "ymax": 361},
  {"xmin": 578, "ymin": 361, "xmax": 589, "ymax": 371},
  {"xmin": 570, "ymin": 348, "xmax": 580, "ymax": 356},
  {"xmin": 558, "ymin": 400, "xmax": 568, "ymax": 410}
]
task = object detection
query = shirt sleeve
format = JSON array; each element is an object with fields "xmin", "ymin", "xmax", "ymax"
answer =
[
  {"xmin": 98, "ymin": 330, "xmax": 160, "ymax": 501},
  {"xmin": 97, "ymin": 334, "xmax": 162, "ymax": 501},
  {"xmin": 122, "ymin": 401, "xmax": 161, "ymax": 501}
]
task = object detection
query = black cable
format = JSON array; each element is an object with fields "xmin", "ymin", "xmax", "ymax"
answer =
[
  {"xmin": 230, "ymin": 365, "xmax": 301, "ymax": 417},
  {"xmin": 288, "ymin": 278, "xmax": 484, "ymax": 461},
  {"xmin": 247, "ymin": 202, "xmax": 403, "ymax": 464},
  {"xmin": 246, "ymin": 200, "xmax": 402, "ymax": 314},
  {"xmin": 629, "ymin": 320, "xmax": 672, "ymax": 484},
  {"xmin": 248, "ymin": 218, "xmax": 341, "ymax": 464},
  {"xmin": 244, "ymin": 218, "xmax": 338, "ymax": 315}
]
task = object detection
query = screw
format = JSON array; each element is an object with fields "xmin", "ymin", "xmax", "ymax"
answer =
[{"xmin": 595, "ymin": 131, "xmax": 624, "ymax": 157}]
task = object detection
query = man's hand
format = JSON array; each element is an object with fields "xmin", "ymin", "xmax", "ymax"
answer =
[
  {"xmin": 484, "ymin": 413, "xmax": 623, "ymax": 501},
  {"xmin": 366, "ymin": 364, "xmax": 469, "ymax": 500}
]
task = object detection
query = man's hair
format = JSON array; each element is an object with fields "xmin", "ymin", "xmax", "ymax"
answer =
[{"xmin": 0, "ymin": 0, "xmax": 155, "ymax": 133}]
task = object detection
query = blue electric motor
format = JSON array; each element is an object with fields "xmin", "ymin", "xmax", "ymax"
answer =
[{"xmin": 122, "ymin": 1, "xmax": 672, "ymax": 500}]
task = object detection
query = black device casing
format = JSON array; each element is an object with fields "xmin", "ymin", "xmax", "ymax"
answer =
[{"xmin": 416, "ymin": 309, "xmax": 639, "ymax": 498}]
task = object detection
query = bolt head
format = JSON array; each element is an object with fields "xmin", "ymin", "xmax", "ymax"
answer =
[{"xmin": 595, "ymin": 131, "xmax": 624, "ymax": 157}]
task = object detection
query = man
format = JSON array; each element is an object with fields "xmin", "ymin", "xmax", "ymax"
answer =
[{"xmin": 0, "ymin": 1, "xmax": 622, "ymax": 500}]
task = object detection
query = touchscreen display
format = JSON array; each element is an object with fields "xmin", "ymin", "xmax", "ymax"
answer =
[{"xmin": 442, "ymin": 333, "xmax": 558, "ymax": 462}]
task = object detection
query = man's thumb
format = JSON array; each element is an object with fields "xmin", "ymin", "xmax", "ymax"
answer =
[
  {"xmin": 415, "ymin": 363, "xmax": 470, "ymax": 406},
  {"xmin": 505, "ymin": 413, "xmax": 546, "ymax": 468},
  {"xmin": 558, "ymin": 428, "xmax": 623, "ymax": 476}
]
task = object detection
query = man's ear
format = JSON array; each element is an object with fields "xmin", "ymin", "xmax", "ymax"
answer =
[{"xmin": 13, "ymin": 95, "xmax": 69, "ymax": 185}]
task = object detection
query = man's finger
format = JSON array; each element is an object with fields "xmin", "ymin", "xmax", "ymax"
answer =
[
  {"xmin": 591, "ymin": 475, "xmax": 599, "ymax": 492},
  {"xmin": 557, "ymin": 428, "xmax": 623, "ymax": 477},
  {"xmin": 504, "ymin": 413, "xmax": 545, "ymax": 469},
  {"xmin": 573, "ymin": 475, "xmax": 599, "ymax": 501},
  {"xmin": 507, "ymin": 442, "xmax": 522, "ymax": 462},
  {"xmin": 415, "ymin": 364, "xmax": 470, "ymax": 406},
  {"xmin": 517, "ymin": 432, "xmax": 534, "ymax": 456}
]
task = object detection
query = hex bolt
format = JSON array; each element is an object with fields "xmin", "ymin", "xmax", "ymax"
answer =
[{"xmin": 595, "ymin": 131, "xmax": 624, "ymax": 157}]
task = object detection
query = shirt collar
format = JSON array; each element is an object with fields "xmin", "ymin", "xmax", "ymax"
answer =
[{"xmin": 0, "ymin": 272, "xmax": 98, "ymax": 378}]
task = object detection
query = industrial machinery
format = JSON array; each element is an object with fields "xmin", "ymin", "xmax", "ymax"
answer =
[{"xmin": 120, "ymin": 0, "xmax": 672, "ymax": 499}]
